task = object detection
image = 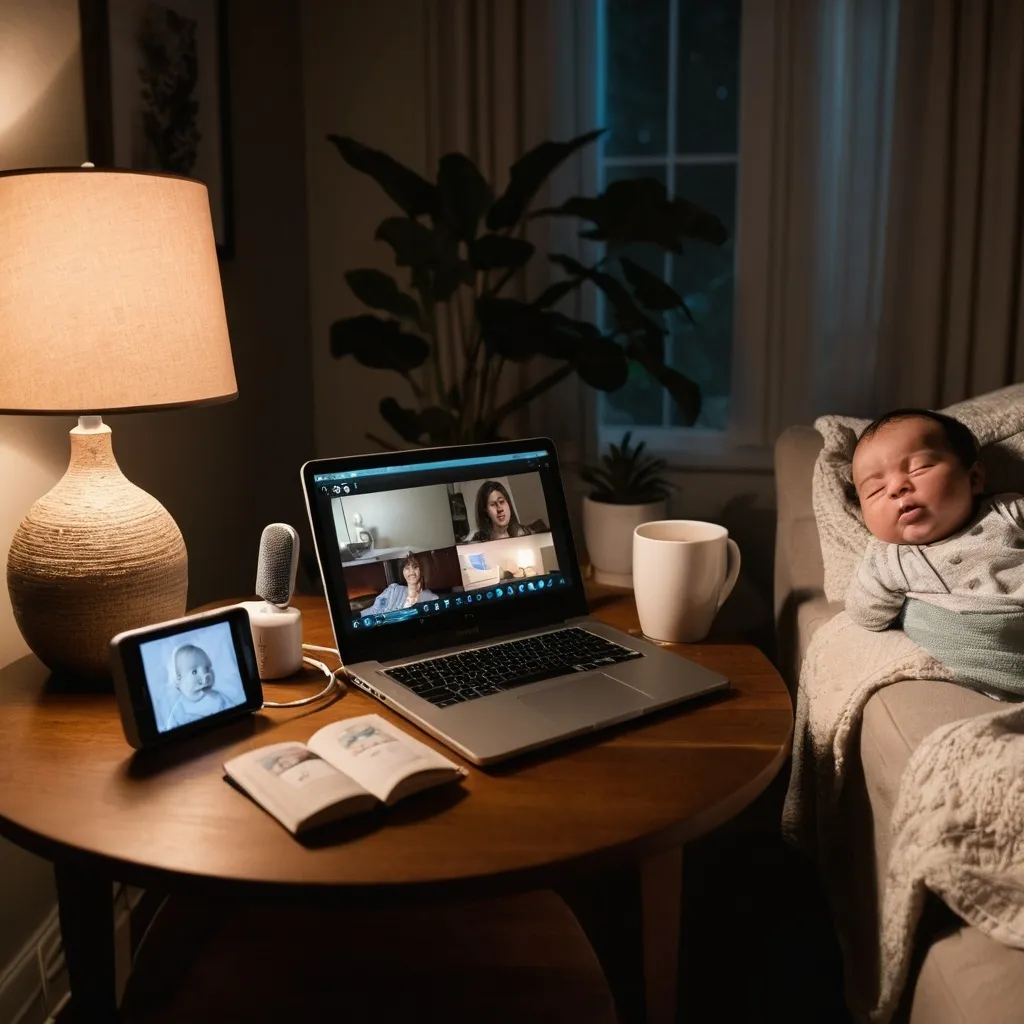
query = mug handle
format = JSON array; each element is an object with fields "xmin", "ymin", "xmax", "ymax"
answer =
[{"xmin": 716, "ymin": 538, "xmax": 741, "ymax": 610}]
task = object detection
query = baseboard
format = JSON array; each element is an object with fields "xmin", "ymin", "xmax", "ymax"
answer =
[
  {"xmin": 0, "ymin": 886, "xmax": 140, "ymax": 1024},
  {"xmin": 0, "ymin": 906, "xmax": 60, "ymax": 1024}
]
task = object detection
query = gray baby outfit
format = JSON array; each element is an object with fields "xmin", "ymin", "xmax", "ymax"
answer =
[
  {"xmin": 847, "ymin": 493, "xmax": 1024, "ymax": 699},
  {"xmin": 846, "ymin": 493, "xmax": 1024, "ymax": 630}
]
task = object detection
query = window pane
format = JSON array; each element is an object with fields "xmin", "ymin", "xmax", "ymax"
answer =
[
  {"xmin": 599, "ymin": 167, "xmax": 667, "ymax": 427},
  {"xmin": 605, "ymin": 0, "xmax": 669, "ymax": 157},
  {"xmin": 669, "ymin": 163, "xmax": 736, "ymax": 429},
  {"xmin": 676, "ymin": 0, "xmax": 741, "ymax": 154}
]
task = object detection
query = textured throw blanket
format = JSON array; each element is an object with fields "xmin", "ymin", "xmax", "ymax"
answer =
[{"xmin": 784, "ymin": 605, "xmax": 1024, "ymax": 1023}]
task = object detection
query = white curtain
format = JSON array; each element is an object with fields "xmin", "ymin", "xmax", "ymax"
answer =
[
  {"xmin": 876, "ymin": 0, "xmax": 1024, "ymax": 411},
  {"xmin": 421, "ymin": 0, "xmax": 596, "ymax": 453}
]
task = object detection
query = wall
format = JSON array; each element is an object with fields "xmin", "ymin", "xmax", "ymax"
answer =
[
  {"xmin": 335, "ymin": 484, "xmax": 454, "ymax": 553},
  {"xmin": 0, "ymin": 0, "xmax": 314, "ymax": 984},
  {"xmin": 301, "ymin": 0, "xmax": 428, "ymax": 458}
]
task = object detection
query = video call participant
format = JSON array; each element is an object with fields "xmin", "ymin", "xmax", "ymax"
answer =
[
  {"xmin": 364, "ymin": 553, "xmax": 439, "ymax": 615},
  {"xmin": 469, "ymin": 481, "xmax": 534, "ymax": 542}
]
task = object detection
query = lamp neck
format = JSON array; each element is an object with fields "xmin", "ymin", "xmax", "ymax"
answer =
[{"xmin": 77, "ymin": 415, "xmax": 105, "ymax": 433}]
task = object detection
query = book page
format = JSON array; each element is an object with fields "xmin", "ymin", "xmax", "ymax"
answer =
[
  {"xmin": 223, "ymin": 741, "xmax": 376, "ymax": 834},
  {"xmin": 306, "ymin": 714, "xmax": 464, "ymax": 805}
]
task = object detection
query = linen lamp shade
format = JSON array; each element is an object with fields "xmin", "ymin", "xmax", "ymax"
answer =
[
  {"xmin": 1, "ymin": 167, "xmax": 237, "ymax": 680},
  {"xmin": 0, "ymin": 168, "xmax": 236, "ymax": 413}
]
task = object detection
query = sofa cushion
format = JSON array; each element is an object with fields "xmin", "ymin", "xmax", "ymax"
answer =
[
  {"xmin": 859, "ymin": 679, "xmax": 1024, "ymax": 1024},
  {"xmin": 812, "ymin": 384, "xmax": 1024, "ymax": 601}
]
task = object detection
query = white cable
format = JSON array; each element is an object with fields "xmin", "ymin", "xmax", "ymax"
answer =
[{"xmin": 261, "ymin": 644, "xmax": 347, "ymax": 709}]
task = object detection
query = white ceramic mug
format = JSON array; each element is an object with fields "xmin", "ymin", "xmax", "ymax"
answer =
[{"xmin": 632, "ymin": 520, "xmax": 741, "ymax": 643}]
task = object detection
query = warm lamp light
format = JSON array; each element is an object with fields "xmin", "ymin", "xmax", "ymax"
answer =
[
  {"xmin": 0, "ymin": 167, "xmax": 237, "ymax": 679},
  {"xmin": 515, "ymin": 548, "xmax": 535, "ymax": 577}
]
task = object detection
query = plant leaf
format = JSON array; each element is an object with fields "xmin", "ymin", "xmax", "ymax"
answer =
[
  {"xmin": 379, "ymin": 398, "xmax": 424, "ymax": 444},
  {"xmin": 619, "ymin": 257, "xmax": 688, "ymax": 311},
  {"xmin": 487, "ymin": 129, "xmax": 607, "ymax": 231},
  {"xmin": 627, "ymin": 341, "xmax": 702, "ymax": 425},
  {"xmin": 330, "ymin": 315, "xmax": 430, "ymax": 373},
  {"xmin": 375, "ymin": 217, "xmax": 438, "ymax": 267},
  {"xmin": 532, "ymin": 278, "xmax": 579, "ymax": 310},
  {"xmin": 573, "ymin": 337, "xmax": 629, "ymax": 391},
  {"xmin": 537, "ymin": 178, "xmax": 728, "ymax": 252},
  {"xmin": 328, "ymin": 134, "xmax": 436, "ymax": 217},
  {"xmin": 436, "ymin": 153, "xmax": 493, "ymax": 242},
  {"xmin": 469, "ymin": 234, "xmax": 535, "ymax": 271},
  {"xmin": 344, "ymin": 269, "xmax": 421, "ymax": 323}
]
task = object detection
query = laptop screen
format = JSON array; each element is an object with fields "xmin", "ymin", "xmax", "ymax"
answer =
[{"xmin": 303, "ymin": 439, "xmax": 588, "ymax": 662}]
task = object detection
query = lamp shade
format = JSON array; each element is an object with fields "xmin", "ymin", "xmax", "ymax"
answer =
[
  {"xmin": 0, "ymin": 167, "xmax": 236, "ymax": 413},
  {"xmin": 517, "ymin": 548, "xmax": 534, "ymax": 570}
]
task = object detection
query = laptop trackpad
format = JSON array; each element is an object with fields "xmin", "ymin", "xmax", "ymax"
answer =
[{"xmin": 517, "ymin": 673, "xmax": 653, "ymax": 728}]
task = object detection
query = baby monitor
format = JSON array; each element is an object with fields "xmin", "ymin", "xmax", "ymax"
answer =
[{"xmin": 110, "ymin": 606, "xmax": 264, "ymax": 749}]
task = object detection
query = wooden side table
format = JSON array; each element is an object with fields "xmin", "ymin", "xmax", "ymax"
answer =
[{"xmin": 0, "ymin": 592, "xmax": 792, "ymax": 1023}]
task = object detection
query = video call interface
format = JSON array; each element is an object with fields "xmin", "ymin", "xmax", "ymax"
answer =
[{"xmin": 313, "ymin": 450, "xmax": 570, "ymax": 631}]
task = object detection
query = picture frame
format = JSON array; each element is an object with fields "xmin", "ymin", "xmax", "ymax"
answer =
[{"xmin": 78, "ymin": 0, "xmax": 234, "ymax": 259}]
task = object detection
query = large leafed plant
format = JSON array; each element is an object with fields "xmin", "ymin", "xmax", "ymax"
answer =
[{"xmin": 328, "ymin": 130, "xmax": 727, "ymax": 447}]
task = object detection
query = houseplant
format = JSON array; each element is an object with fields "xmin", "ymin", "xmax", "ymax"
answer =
[
  {"xmin": 581, "ymin": 432, "xmax": 671, "ymax": 587},
  {"xmin": 326, "ymin": 131, "xmax": 727, "ymax": 447}
]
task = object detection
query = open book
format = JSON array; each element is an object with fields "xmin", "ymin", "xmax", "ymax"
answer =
[{"xmin": 223, "ymin": 713, "xmax": 468, "ymax": 835}]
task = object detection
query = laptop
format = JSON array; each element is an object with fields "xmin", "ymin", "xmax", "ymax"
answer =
[{"xmin": 301, "ymin": 437, "xmax": 729, "ymax": 765}]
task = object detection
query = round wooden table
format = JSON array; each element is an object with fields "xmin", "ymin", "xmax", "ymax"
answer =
[{"xmin": 0, "ymin": 592, "xmax": 792, "ymax": 1023}]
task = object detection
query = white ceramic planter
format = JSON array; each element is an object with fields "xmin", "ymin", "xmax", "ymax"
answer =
[{"xmin": 582, "ymin": 495, "xmax": 668, "ymax": 588}]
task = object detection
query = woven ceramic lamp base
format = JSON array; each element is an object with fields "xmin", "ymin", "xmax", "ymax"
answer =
[{"xmin": 6, "ymin": 419, "xmax": 187, "ymax": 680}]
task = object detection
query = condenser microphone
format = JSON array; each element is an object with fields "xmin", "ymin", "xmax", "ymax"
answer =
[
  {"xmin": 255, "ymin": 523, "xmax": 299, "ymax": 607},
  {"xmin": 243, "ymin": 524, "xmax": 303, "ymax": 680}
]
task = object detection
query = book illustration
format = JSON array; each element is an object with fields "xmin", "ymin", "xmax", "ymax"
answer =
[
  {"xmin": 337, "ymin": 721, "xmax": 417, "ymax": 770},
  {"xmin": 259, "ymin": 745, "xmax": 335, "ymax": 789}
]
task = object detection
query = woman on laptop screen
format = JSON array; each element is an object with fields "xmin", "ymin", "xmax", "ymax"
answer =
[
  {"xmin": 364, "ymin": 553, "xmax": 439, "ymax": 615},
  {"xmin": 469, "ymin": 481, "xmax": 533, "ymax": 542}
]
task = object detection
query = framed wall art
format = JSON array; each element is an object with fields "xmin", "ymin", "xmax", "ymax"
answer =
[{"xmin": 79, "ymin": 0, "xmax": 234, "ymax": 258}]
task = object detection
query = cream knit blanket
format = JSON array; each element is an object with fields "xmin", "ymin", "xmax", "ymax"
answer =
[{"xmin": 784, "ymin": 381, "xmax": 1024, "ymax": 1022}]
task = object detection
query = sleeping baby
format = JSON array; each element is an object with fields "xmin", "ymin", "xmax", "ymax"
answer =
[
  {"xmin": 846, "ymin": 407, "xmax": 1024, "ymax": 698},
  {"xmin": 165, "ymin": 643, "xmax": 229, "ymax": 730}
]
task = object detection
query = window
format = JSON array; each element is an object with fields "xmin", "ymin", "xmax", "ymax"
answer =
[{"xmin": 596, "ymin": 0, "xmax": 744, "ymax": 448}]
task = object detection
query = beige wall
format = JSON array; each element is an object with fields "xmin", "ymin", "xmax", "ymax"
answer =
[
  {"xmin": 301, "ymin": 0, "xmax": 428, "ymax": 458},
  {"xmin": 0, "ymin": 0, "xmax": 313, "ymax": 977}
]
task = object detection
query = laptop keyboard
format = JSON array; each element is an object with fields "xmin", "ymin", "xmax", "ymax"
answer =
[{"xmin": 382, "ymin": 627, "xmax": 643, "ymax": 708}]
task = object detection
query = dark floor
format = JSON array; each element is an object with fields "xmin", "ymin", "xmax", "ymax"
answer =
[{"xmin": 678, "ymin": 772, "xmax": 852, "ymax": 1023}]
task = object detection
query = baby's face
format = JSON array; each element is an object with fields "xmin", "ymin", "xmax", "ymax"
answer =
[
  {"xmin": 852, "ymin": 417, "xmax": 983, "ymax": 545},
  {"xmin": 175, "ymin": 649, "xmax": 215, "ymax": 701}
]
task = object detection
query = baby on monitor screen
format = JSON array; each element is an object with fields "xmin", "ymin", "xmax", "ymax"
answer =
[{"xmin": 165, "ymin": 643, "xmax": 230, "ymax": 730}]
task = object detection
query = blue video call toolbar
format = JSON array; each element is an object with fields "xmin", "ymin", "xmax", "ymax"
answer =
[{"xmin": 351, "ymin": 572, "xmax": 569, "ymax": 630}]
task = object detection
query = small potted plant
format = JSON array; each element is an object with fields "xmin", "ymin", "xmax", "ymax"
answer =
[{"xmin": 581, "ymin": 432, "xmax": 672, "ymax": 587}]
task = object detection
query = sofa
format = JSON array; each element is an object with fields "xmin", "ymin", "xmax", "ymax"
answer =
[{"xmin": 774, "ymin": 425, "xmax": 1024, "ymax": 1023}]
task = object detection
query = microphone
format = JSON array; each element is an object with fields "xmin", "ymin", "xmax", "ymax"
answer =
[
  {"xmin": 255, "ymin": 523, "xmax": 299, "ymax": 607},
  {"xmin": 243, "ymin": 524, "xmax": 303, "ymax": 679}
]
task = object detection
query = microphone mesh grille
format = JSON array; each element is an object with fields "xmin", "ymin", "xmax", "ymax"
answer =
[{"xmin": 255, "ymin": 523, "xmax": 299, "ymax": 605}]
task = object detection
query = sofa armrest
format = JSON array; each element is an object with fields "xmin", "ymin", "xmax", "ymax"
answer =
[{"xmin": 774, "ymin": 426, "xmax": 839, "ymax": 690}]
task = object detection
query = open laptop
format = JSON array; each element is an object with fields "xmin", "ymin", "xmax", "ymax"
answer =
[{"xmin": 301, "ymin": 437, "xmax": 728, "ymax": 765}]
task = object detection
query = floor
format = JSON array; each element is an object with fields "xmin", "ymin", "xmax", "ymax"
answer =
[{"xmin": 678, "ymin": 773, "xmax": 852, "ymax": 1023}]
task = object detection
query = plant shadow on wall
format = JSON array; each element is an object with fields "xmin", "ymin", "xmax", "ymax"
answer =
[{"xmin": 327, "ymin": 131, "xmax": 728, "ymax": 447}]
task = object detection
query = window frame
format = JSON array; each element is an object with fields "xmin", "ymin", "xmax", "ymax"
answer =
[{"xmin": 582, "ymin": 0, "xmax": 781, "ymax": 471}]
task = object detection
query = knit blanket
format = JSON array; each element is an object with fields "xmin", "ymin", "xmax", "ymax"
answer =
[
  {"xmin": 901, "ymin": 598, "xmax": 1024, "ymax": 698},
  {"xmin": 782, "ymin": 610, "xmax": 1024, "ymax": 1022}
]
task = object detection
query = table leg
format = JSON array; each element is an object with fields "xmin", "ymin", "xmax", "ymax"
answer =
[
  {"xmin": 641, "ymin": 845, "xmax": 683, "ymax": 1024},
  {"xmin": 557, "ymin": 844, "xmax": 684, "ymax": 1024},
  {"xmin": 55, "ymin": 860, "xmax": 118, "ymax": 1023}
]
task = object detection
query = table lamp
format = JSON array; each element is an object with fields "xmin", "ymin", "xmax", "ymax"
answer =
[{"xmin": 0, "ymin": 167, "xmax": 237, "ymax": 680}]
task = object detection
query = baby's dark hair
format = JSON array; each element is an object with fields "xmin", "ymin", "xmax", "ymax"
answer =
[{"xmin": 855, "ymin": 408, "xmax": 980, "ymax": 470}]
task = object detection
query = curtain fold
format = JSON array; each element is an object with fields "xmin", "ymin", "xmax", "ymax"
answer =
[{"xmin": 877, "ymin": 0, "xmax": 1024, "ymax": 411}]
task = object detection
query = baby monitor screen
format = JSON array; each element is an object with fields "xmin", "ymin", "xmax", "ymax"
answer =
[
  {"xmin": 139, "ymin": 620, "xmax": 249, "ymax": 734},
  {"xmin": 312, "ymin": 449, "xmax": 572, "ymax": 633}
]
